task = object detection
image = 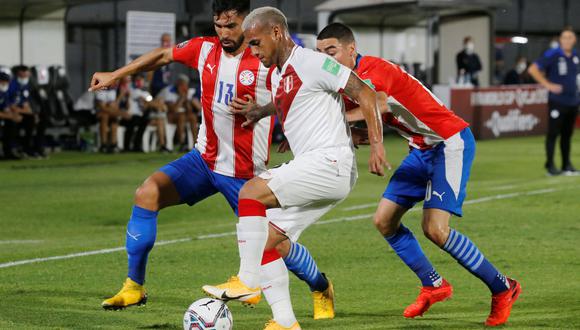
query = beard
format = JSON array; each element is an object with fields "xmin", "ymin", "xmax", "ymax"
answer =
[{"xmin": 221, "ymin": 35, "xmax": 244, "ymax": 53}]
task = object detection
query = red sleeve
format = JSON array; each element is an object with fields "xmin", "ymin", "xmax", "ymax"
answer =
[
  {"xmin": 172, "ymin": 37, "xmax": 215, "ymax": 68},
  {"xmin": 367, "ymin": 59, "xmax": 404, "ymax": 96}
]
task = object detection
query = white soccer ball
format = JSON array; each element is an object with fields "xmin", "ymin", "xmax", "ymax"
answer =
[{"xmin": 183, "ymin": 298, "xmax": 233, "ymax": 330}]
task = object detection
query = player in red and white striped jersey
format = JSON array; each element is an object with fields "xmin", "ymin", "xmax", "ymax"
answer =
[
  {"xmin": 88, "ymin": 1, "xmax": 334, "ymax": 316},
  {"xmin": 317, "ymin": 23, "xmax": 520, "ymax": 327}
]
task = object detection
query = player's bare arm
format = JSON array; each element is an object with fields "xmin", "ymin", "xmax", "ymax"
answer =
[
  {"xmin": 346, "ymin": 91, "xmax": 389, "ymax": 122},
  {"xmin": 89, "ymin": 47, "xmax": 174, "ymax": 92},
  {"xmin": 342, "ymin": 71, "xmax": 390, "ymax": 175},
  {"xmin": 229, "ymin": 95, "xmax": 276, "ymax": 127}
]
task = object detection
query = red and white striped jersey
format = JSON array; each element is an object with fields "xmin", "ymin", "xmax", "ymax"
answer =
[
  {"xmin": 270, "ymin": 46, "xmax": 352, "ymax": 156},
  {"xmin": 173, "ymin": 37, "xmax": 275, "ymax": 178},
  {"xmin": 346, "ymin": 55, "xmax": 469, "ymax": 150}
]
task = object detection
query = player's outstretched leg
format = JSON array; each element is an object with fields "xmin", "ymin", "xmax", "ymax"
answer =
[
  {"xmin": 423, "ymin": 208, "xmax": 521, "ymax": 326},
  {"xmin": 102, "ymin": 172, "xmax": 181, "ymax": 310},
  {"xmin": 202, "ymin": 198, "xmax": 267, "ymax": 305},
  {"xmin": 262, "ymin": 242, "xmax": 300, "ymax": 329},
  {"xmin": 277, "ymin": 240, "xmax": 334, "ymax": 320},
  {"xmin": 374, "ymin": 199, "xmax": 453, "ymax": 318}
]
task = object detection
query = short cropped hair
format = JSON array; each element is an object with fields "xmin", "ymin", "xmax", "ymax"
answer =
[
  {"xmin": 317, "ymin": 22, "xmax": 355, "ymax": 44},
  {"xmin": 561, "ymin": 25, "xmax": 576, "ymax": 35},
  {"xmin": 212, "ymin": 0, "xmax": 250, "ymax": 17},
  {"xmin": 242, "ymin": 6, "xmax": 288, "ymax": 31}
]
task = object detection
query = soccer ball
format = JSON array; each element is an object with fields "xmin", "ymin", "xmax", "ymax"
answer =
[{"xmin": 183, "ymin": 298, "xmax": 233, "ymax": 330}]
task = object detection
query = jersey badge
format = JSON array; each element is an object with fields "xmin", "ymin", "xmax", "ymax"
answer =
[
  {"xmin": 239, "ymin": 70, "xmax": 255, "ymax": 86},
  {"xmin": 322, "ymin": 58, "xmax": 340, "ymax": 76}
]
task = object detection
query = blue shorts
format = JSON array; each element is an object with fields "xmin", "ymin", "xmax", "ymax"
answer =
[
  {"xmin": 159, "ymin": 149, "xmax": 248, "ymax": 215},
  {"xmin": 383, "ymin": 128, "xmax": 475, "ymax": 217}
]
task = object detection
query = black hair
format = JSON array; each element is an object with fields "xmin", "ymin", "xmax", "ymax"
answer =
[
  {"xmin": 212, "ymin": 0, "xmax": 250, "ymax": 17},
  {"xmin": 317, "ymin": 22, "xmax": 355, "ymax": 44},
  {"xmin": 12, "ymin": 65, "xmax": 29, "ymax": 75},
  {"xmin": 0, "ymin": 72, "xmax": 10, "ymax": 82}
]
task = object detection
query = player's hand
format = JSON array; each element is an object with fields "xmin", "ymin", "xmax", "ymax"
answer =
[
  {"xmin": 230, "ymin": 95, "xmax": 260, "ymax": 127},
  {"xmin": 277, "ymin": 139, "xmax": 290, "ymax": 153},
  {"xmin": 350, "ymin": 127, "xmax": 369, "ymax": 148},
  {"xmin": 547, "ymin": 83, "xmax": 563, "ymax": 94},
  {"xmin": 369, "ymin": 142, "xmax": 391, "ymax": 177},
  {"xmin": 89, "ymin": 72, "xmax": 119, "ymax": 92}
]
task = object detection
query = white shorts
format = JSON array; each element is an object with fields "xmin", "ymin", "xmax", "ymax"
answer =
[{"xmin": 262, "ymin": 146, "xmax": 357, "ymax": 241}]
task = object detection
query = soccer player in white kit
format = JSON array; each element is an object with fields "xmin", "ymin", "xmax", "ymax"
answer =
[{"xmin": 202, "ymin": 7, "xmax": 388, "ymax": 330}]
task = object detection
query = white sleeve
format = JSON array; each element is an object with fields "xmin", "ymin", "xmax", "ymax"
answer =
[{"xmin": 305, "ymin": 52, "xmax": 351, "ymax": 93}]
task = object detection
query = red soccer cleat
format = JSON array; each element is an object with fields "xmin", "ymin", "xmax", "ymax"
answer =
[
  {"xmin": 403, "ymin": 279, "xmax": 453, "ymax": 318},
  {"xmin": 485, "ymin": 278, "xmax": 521, "ymax": 326}
]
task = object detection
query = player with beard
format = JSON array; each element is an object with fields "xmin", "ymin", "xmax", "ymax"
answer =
[{"xmin": 90, "ymin": 1, "xmax": 335, "ymax": 318}]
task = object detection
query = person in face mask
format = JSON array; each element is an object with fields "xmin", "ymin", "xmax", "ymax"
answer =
[
  {"xmin": 503, "ymin": 56, "xmax": 534, "ymax": 85},
  {"xmin": 148, "ymin": 33, "xmax": 174, "ymax": 97},
  {"xmin": 0, "ymin": 72, "xmax": 23, "ymax": 160},
  {"xmin": 9, "ymin": 65, "xmax": 43, "ymax": 158},
  {"xmin": 543, "ymin": 37, "xmax": 560, "ymax": 58},
  {"xmin": 456, "ymin": 36, "xmax": 482, "ymax": 86}
]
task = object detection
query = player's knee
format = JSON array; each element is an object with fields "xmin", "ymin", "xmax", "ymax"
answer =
[
  {"xmin": 239, "ymin": 181, "xmax": 261, "ymax": 200},
  {"xmin": 275, "ymin": 239, "xmax": 291, "ymax": 258},
  {"xmin": 134, "ymin": 179, "xmax": 161, "ymax": 209},
  {"xmin": 422, "ymin": 222, "xmax": 448, "ymax": 247},
  {"xmin": 374, "ymin": 213, "xmax": 396, "ymax": 236}
]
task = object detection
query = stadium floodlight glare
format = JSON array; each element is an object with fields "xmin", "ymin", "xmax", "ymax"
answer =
[{"xmin": 511, "ymin": 36, "xmax": 528, "ymax": 44}]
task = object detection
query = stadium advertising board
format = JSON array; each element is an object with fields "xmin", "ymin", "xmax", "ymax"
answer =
[{"xmin": 450, "ymin": 85, "xmax": 549, "ymax": 139}]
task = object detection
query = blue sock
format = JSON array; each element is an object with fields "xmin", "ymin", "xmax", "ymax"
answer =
[
  {"xmin": 386, "ymin": 225, "xmax": 442, "ymax": 287},
  {"xmin": 126, "ymin": 205, "xmax": 158, "ymax": 285},
  {"xmin": 443, "ymin": 229, "xmax": 509, "ymax": 294},
  {"xmin": 283, "ymin": 242, "xmax": 329, "ymax": 292}
]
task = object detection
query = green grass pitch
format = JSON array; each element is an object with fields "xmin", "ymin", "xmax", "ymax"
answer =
[{"xmin": 1, "ymin": 133, "xmax": 580, "ymax": 329}]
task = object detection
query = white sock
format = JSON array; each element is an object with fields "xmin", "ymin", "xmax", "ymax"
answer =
[
  {"xmin": 237, "ymin": 217, "xmax": 268, "ymax": 288},
  {"xmin": 261, "ymin": 255, "xmax": 297, "ymax": 328}
]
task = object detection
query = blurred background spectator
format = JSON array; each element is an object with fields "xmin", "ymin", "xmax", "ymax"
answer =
[
  {"xmin": 456, "ymin": 36, "xmax": 482, "ymax": 86},
  {"xmin": 0, "ymin": 71, "xmax": 23, "ymax": 159},
  {"xmin": 148, "ymin": 33, "xmax": 174, "ymax": 98},
  {"xmin": 503, "ymin": 56, "xmax": 534, "ymax": 85}
]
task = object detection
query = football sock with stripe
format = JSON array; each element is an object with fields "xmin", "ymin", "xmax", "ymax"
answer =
[
  {"xmin": 261, "ymin": 249, "xmax": 297, "ymax": 328},
  {"xmin": 386, "ymin": 224, "xmax": 443, "ymax": 287},
  {"xmin": 443, "ymin": 229, "xmax": 510, "ymax": 294},
  {"xmin": 237, "ymin": 199, "xmax": 269, "ymax": 289},
  {"xmin": 126, "ymin": 205, "xmax": 158, "ymax": 285},
  {"xmin": 283, "ymin": 241, "xmax": 329, "ymax": 292}
]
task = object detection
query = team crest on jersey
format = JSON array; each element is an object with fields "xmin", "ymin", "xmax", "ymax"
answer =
[
  {"xmin": 176, "ymin": 40, "xmax": 189, "ymax": 49},
  {"xmin": 283, "ymin": 75, "xmax": 294, "ymax": 94},
  {"xmin": 239, "ymin": 70, "xmax": 255, "ymax": 86}
]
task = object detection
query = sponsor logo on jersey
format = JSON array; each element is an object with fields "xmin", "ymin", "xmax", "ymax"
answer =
[
  {"xmin": 239, "ymin": 70, "xmax": 255, "ymax": 86},
  {"xmin": 322, "ymin": 58, "xmax": 341, "ymax": 76},
  {"xmin": 176, "ymin": 40, "xmax": 189, "ymax": 49},
  {"xmin": 206, "ymin": 63, "xmax": 216, "ymax": 74}
]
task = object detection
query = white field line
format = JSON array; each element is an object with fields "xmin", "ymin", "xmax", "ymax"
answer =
[
  {"xmin": 0, "ymin": 186, "xmax": 566, "ymax": 269},
  {"xmin": 0, "ymin": 240, "xmax": 44, "ymax": 245}
]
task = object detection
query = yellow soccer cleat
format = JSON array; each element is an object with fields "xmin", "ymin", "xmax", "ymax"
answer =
[
  {"xmin": 202, "ymin": 276, "xmax": 261, "ymax": 306},
  {"xmin": 102, "ymin": 278, "xmax": 147, "ymax": 310},
  {"xmin": 312, "ymin": 276, "xmax": 335, "ymax": 320},
  {"xmin": 264, "ymin": 320, "xmax": 302, "ymax": 330}
]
